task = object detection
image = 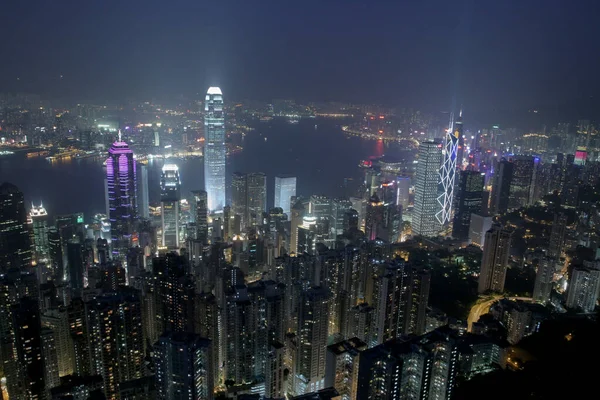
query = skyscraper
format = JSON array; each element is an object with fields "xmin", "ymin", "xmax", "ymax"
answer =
[
  {"xmin": 478, "ymin": 224, "xmax": 512, "ymax": 293},
  {"xmin": 161, "ymin": 164, "xmax": 181, "ymax": 250},
  {"xmin": 204, "ymin": 87, "xmax": 226, "ymax": 212},
  {"xmin": 137, "ymin": 164, "xmax": 150, "ymax": 219},
  {"xmin": 105, "ymin": 133, "xmax": 137, "ymax": 259},
  {"xmin": 30, "ymin": 203, "xmax": 50, "ymax": 263},
  {"xmin": 489, "ymin": 158, "xmax": 513, "ymax": 215},
  {"xmin": 396, "ymin": 176, "xmax": 410, "ymax": 211},
  {"xmin": 413, "ymin": 141, "xmax": 442, "ymax": 237},
  {"xmin": 365, "ymin": 194, "xmax": 384, "ymax": 241},
  {"xmin": 0, "ymin": 182, "xmax": 33, "ymax": 271},
  {"xmin": 548, "ymin": 212, "xmax": 568, "ymax": 261},
  {"xmin": 154, "ymin": 332, "xmax": 213, "ymax": 400},
  {"xmin": 452, "ymin": 171, "xmax": 485, "ymax": 240},
  {"xmin": 231, "ymin": 172, "xmax": 267, "ymax": 229},
  {"xmin": 191, "ymin": 190, "xmax": 209, "ymax": 244},
  {"xmin": 508, "ymin": 156, "xmax": 535, "ymax": 210},
  {"xmin": 533, "ymin": 256, "xmax": 554, "ymax": 305},
  {"xmin": 438, "ymin": 115, "xmax": 460, "ymax": 225},
  {"xmin": 274, "ymin": 176, "xmax": 297, "ymax": 219}
]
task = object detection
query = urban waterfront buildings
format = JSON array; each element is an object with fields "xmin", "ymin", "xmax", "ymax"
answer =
[
  {"xmin": 204, "ymin": 87, "xmax": 226, "ymax": 212},
  {"xmin": 105, "ymin": 133, "xmax": 137, "ymax": 259},
  {"xmin": 413, "ymin": 140, "xmax": 443, "ymax": 237}
]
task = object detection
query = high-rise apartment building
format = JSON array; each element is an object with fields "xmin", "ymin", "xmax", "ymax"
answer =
[
  {"xmin": 413, "ymin": 141, "xmax": 442, "ymax": 237},
  {"xmin": 508, "ymin": 156, "xmax": 535, "ymax": 210},
  {"xmin": 533, "ymin": 256, "xmax": 554, "ymax": 305},
  {"xmin": 274, "ymin": 175, "xmax": 297, "ymax": 219},
  {"xmin": 548, "ymin": 212, "xmax": 568, "ymax": 260},
  {"xmin": 154, "ymin": 332, "xmax": 213, "ymax": 400},
  {"xmin": 478, "ymin": 224, "xmax": 512, "ymax": 293},
  {"xmin": 566, "ymin": 261, "xmax": 600, "ymax": 313},
  {"xmin": 0, "ymin": 182, "xmax": 33, "ymax": 271},
  {"xmin": 161, "ymin": 164, "xmax": 181, "ymax": 249},
  {"xmin": 324, "ymin": 338, "xmax": 367, "ymax": 400},
  {"xmin": 452, "ymin": 171, "xmax": 485, "ymax": 240},
  {"xmin": 204, "ymin": 87, "xmax": 226, "ymax": 212},
  {"xmin": 191, "ymin": 190, "xmax": 209, "ymax": 244},
  {"xmin": 105, "ymin": 134, "xmax": 137, "ymax": 259}
]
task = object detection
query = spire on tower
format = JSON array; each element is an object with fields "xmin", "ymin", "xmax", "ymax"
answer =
[{"xmin": 118, "ymin": 129, "xmax": 122, "ymax": 142}]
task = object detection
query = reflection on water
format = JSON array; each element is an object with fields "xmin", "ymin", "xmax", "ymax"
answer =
[{"xmin": 0, "ymin": 118, "xmax": 414, "ymax": 218}]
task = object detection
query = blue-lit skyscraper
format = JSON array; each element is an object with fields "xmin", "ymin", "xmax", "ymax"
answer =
[
  {"xmin": 161, "ymin": 164, "xmax": 181, "ymax": 250},
  {"xmin": 105, "ymin": 131, "xmax": 137, "ymax": 259},
  {"xmin": 274, "ymin": 175, "xmax": 297, "ymax": 219},
  {"xmin": 204, "ymin": 87, "xmax": 226, "ymax": 212}
]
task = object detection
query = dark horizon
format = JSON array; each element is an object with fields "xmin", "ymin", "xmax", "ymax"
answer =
[{"xmin": 2, "ymin": 0, "xmax": 600, "ymax": 123}]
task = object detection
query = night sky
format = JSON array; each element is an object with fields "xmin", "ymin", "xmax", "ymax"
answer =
[{"xmin": 2, "ymin": 0, "xmax": 600, "ymax": 118}]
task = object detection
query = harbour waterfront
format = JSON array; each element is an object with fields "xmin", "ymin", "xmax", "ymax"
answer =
[{"xmin": 0, "ymin": 117, "xmax": 413, "ymax": 218}]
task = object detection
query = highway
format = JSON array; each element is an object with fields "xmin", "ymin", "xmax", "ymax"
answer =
[{"xmin": 467, "ymin": 296, "xmax": 532, "ymax": 332}]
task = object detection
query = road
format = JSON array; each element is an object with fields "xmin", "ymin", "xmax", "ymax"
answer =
[{"xmin": 467, "ymin": 296, "xmax": 532, "ymax": 332}]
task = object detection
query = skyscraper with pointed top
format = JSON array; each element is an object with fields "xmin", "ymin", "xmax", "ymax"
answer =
[
  {"xmin": 204, "ymin": 87, "xmax": 226, "ymax": 212},
  {"xmin": 437, "ymin": 113, "xmax": 460, "ymax": 227},
  {"xmin": 105, "ymin": 130, "xmax": 137, "ymax": 259}
]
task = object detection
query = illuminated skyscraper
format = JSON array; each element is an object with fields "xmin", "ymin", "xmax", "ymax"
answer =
[
  {"xmin": 274, "ymin": 175, "xmax": 297, "ymax": 219},
  {"xmin": 231, "ymin": 172, "xmax": 267, "ymax": 229},
  {"xmin": 490, "ymin": 158, "xmax": 514, "ymax": 215},
  {"xmin": 161, "ymin": 164, "xmax": 181, "ymax": 249},
  {"xmin": 137, "ymin": 164, "xmax": 150, "ymax": 219},
  {"xmin": 30, "ymin": 203, "xmax": 49, "ymax": 263},
  {"xmin": 105, "ymin": 132, "xmax": 137, "ymax": 259},
  {"xmin": 204, "ymin": 87, "xmax": 226, "ymax": 212},
  {"xmin": 566, "ymin": 261, "xmax": 600, "ymax": 313},
  {"xmin": 508, "ymin": 155, "xmax": 535, "ymax": 210},
  {"xmin": 452, "ymin": 171, "xmax": 485, "ymax": 240},
  {"xmin": 191, "ymin": 190, "xmax": 209, "ymax": 244},
  {"xmin": 437, "ymin": 114, "xmax": 460, "ymax": 226},
  {"xmin": 413, "ymin": 141, "xmax": 442, "ymax": 237},
  {"xmin": 0, "ymin": 182, "xmax": 33, "ymax": 271}
]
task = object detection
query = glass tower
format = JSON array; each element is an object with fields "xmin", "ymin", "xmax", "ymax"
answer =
[
  {"xmin": 204, "ymin": 86, "xmax": 226, "ymax": 212},
  {"xmin": 413, "ymin": 141, "xmax": 443, "ymax": 237},
  {"xmin": 160, "ymin": 164, "xmax": 181, "ymax": 249},
  {"xmin": 105, "ymin": 132, "xmax": 137, "ymax": 259},
  {"xmin": 274, "ymin": 175, "xmax": 297, "ymax": 219}
]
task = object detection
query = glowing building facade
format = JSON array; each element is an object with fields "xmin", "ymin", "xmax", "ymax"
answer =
[
  {"xmin": 274, "ymin": 175, "xmax": 297, "ymax": 219},
  {"xmin": 204, "ymin": 87, "xmax": 226, "ymax": 212},
  {"xmin": 160, "ymin": 164, "xmax": 181, "ymax": 250},
  {"xmin": 437, "ymin": 114, "xmax": 461, "ymax": 226},
  {"xmin": 30, "ymin": 203, "xmax": 49, "ymax": 263},
  {"xmin": 413, "ymin": 141, "xmax": 443, "ymax": 237},
  {"xmin": 105, "ymin": 133, "xmax": 137, "ymax": 259}
]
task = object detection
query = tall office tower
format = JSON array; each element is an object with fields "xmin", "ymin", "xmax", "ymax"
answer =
[
  {"xmin": 247, "ymin": 172, "xmax": 267, "ymax": 227},
  {"xmin": 357, "ymin": 328, "xmax": 459, "ymax": 400},
  {"xmin": 533, "ymin": 256, "xmax": 554, "ymax": 305},
  {"xmin": 478, "ymin": 224, "xmax": 512, "ymax": 294},
  {"xmin": 365, "ymin": 194, "xmax": 384, "ymax": 241},
  {"xmin": 87, "ymin": 289, "xmax": 144, "ymax": 400},
  {"xmin": 402, "ymin": 266, "xmax": 431, "ymax": 335},
  {"xmin": 41, "ymin": 327, "xmax": 61, "ymax": 390},
  {"xmin": 223, "ymin": 286, "xmax": 253, "ymax": 384},
  {"xmin": 232, "ymin": 172, "xmax": 267, "ymax": 229},
  {"xmin": 153, "ymin": 253, "xmax": 194, "ymax": 335},
  {"xmin": 396, "ymin": 176, "xmax": 410, "ymax": 210},
  {"xmin": 274, "ymin": 175, "xmax": 297, "ymax": 219},
  {"xmin": 452, "ymin": 171, "xmax": 485, "ymax": 240},
  {"xmin": 48, "ymin": 227, "xmax": 64, "ymax": 281},
  {"xmin": 12, "ymin": 297, "xmax": 46, "ymax": 399},
  {"xmin": 290, "ymin": 201, "xmax": 305, "ymax": 256},
  {"xmin": 329, "ymin": 198, "xmax": 352, "ymax": 241},
  {"xmin": 192, "ymin": 190, "xmax": 209, "ymax": 244},
  {"xmin": 154, "ymin": 332, "xmax": 213, "ymax": 400},
  {"xmin": 468, "ymin": 214, "xmax": 493, "ymax": 248},
  {"xmin": 508, "ymin": 155, "xmax": 535, "ymax": 210},
  {"xmin": 548, "ymin": 212, "xmax": 568, "ymax": 260},
  {"xmin": 455, "ymin": 110, "xmax": 465, "ymax": 169},
  {"xmin": 324, "ymin": 338, "xmax": 367, "ymax": 400},
  {"xmin": 106, "ymin": 133, "xmax": 137, "ymax": 259},
  {"xmin": 413, "ymin": 141, "xmax": 443, "ymax": 237},
  {"xmin": 204, "ymin": 87, "xmax": 226, "ymax": 212},
  {"xmin": 0, "ymin": 182, "xmax": 33, "ymax": 271},
  {"xmin": 41, "ymin": 307, "xmax": 75, "ymax": 377},
  {"xmin": 349, "ymin": 197, "xmax": 367, "ymax": 232},
  {"xmin": 161, "ymin": 164, "xmax": 182, "ymax": 249},
  {"xmin": 137, "ymin": 163, "xmax": 150, "ymax": 219},
  {"xmin": 67, "ymin": 238, "xmax": 85, "ymax": 296},
  {"xmin": 489, "ymin": 158, "xmax": 514, "ymax": 215},
  {"xmin": 309, "ymin": 195, "xmax": 331, "ymax": 220},
  {"xmin": 566, "ymin": 261, "xmax": 600, "ymax": 313},
  {"xmin": 30, "ymin": 203, "xmax": 49, "ymax": 262},
  {"xmin": 437, "ymin": 115, "xmax": 460, "ymax": 225},
  {"xmin": 293, "ymin": 287, "xmax": 330, "ymax": 396}
]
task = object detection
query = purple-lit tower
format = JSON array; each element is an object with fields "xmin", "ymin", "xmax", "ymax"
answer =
[{"xmin": 105, "ymin": 131, "xmax": 137, "ymax": 259}]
